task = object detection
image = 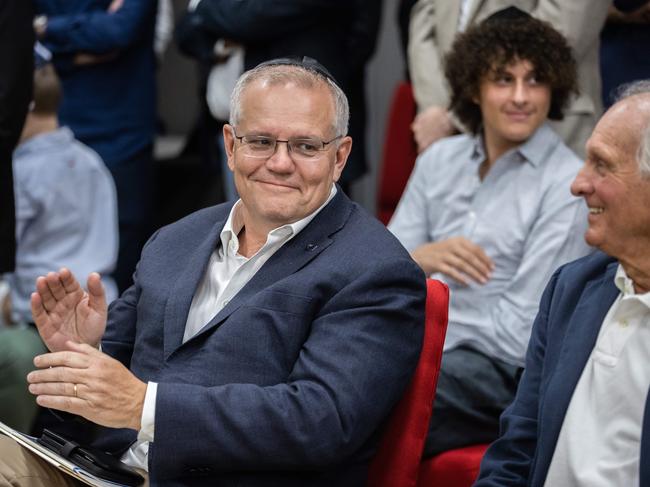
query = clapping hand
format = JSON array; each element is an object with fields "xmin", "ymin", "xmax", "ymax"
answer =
[
  {"xmin": 28, "ymin": 341, "xmax": 146, "ymax": 431},
  {"xmin": 31, "ymin": 268, "xmax": 107, "ymax": 352}
]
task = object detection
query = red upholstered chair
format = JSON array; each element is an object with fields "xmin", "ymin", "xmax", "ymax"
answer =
[
  {"xmin": 376, "ymin": 81, "xmax": 418, "ymax": 225},
  {"xmin": 417, "ymin": 444, "xmax": 490, "ymax": 487},
  {"xmin": 367, "ymin": 279, "xmax": 449, "ymax": 487}
]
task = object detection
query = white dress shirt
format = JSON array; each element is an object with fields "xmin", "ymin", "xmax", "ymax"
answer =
[
  {"xmin": 545, "ymin": 265, "xmax": 650, "ymax": 486},
  {"xmin": 121, "ymin": 186, "xmax": 337, "ymax": 471}
]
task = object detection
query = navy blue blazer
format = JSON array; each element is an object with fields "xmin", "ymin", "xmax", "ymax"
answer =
[
  {"xmin": 94, "ymin": 190, "xmax": 425, "ymax": 486},
  {"xmin": 475, "ymin": 251, "xmax": 650, "ymax": 486}
]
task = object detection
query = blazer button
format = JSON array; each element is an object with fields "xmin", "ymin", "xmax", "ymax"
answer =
[{"xmin": 306, "ymin": 243, "xmax": 318, "ymax": 251}]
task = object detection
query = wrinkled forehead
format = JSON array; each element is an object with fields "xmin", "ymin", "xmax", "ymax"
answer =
[
  {"xmin": 240, "ymin": 78, "xmax": 335, "ymax": 123},
  {"xmin": 596, "ymin": 96, "xmax": 650, "ymax": 149}
]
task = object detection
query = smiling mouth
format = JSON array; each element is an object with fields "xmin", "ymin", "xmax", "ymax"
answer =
[
  {"xmin": 589, "ymin": 207, "xmax": 604, "ymax": 214},
  {"xmin": 257, "ymin": 180, "xmax": 297, "ymax": 190},
  {"xmin": 506, "ymin": 112, "xmax": 531, "ymax": 120}
]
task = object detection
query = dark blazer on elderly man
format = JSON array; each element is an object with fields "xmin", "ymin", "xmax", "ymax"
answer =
[
  {"xmin": 475, "ymin": 251, "xmax": 650, "ymax": 486},
  {"xmin": 88, "ymin": 188, "xmax": 425, "ymax": 486}
]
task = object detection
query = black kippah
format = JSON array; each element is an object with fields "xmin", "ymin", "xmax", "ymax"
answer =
[
  {"xmin": 254, "ymin": 56, "xmax": 339, "ymax": 87},
  {"xmin": 484, "ymin": 6, "xmax": 531, "ymax": 24}
]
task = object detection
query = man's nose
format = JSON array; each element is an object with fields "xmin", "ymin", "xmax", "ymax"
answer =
[
  {"xmin": 266, "ymin": 141, "xmax": 294, "ymax": 172},
  {"xmin": 512, "ymin": 80, "xmax": 528, "ymax": 105},
  {"xmin": 570, "ymin": 165, "xmax": 590, "ymax": 197}
]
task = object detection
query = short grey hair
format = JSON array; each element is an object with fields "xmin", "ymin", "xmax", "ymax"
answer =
[
  {"xmin": 614, "ymin": 80, "xmax": 650, "ymax": 177},
  {"xmin": 229, "ymin": 64, "xmax": 349, "ymax": 138}
]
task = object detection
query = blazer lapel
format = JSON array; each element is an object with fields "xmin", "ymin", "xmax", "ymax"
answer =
[
  {"xmin": 163, "ymin": 208, "xmax": 231, "ymax": 360},
  {"xmin": 181, "ymin": 190, "xmax": 354, "ymax": 348},
  {"xmin": 536, "ymin": 262, "xmax": 620, "ymax": 474}
]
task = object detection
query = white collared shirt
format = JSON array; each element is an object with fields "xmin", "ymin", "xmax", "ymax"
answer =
[
  {"xmin": 545, "ymin": 264, "xmax": 650, "ymax": 486},
  {"xmin": 121, "ymin": 186, "xmax": 337, "ymax": 471}
]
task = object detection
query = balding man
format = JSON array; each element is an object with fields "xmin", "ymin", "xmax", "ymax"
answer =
[
  {"xmin": 0, "ymin": 58, "xmax": 425, "ymax": 486},
  {"xmin": 475, "ymin": 80, "xmax": 650, "ymax": 486}
]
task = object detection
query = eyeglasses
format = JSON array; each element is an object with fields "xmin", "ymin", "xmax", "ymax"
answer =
[{"xmin": 232, "ymin": 128, "xmax": 342, "ymax": 161}]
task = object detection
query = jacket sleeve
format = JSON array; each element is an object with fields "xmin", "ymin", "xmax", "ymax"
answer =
[
  {"xmin": 407, "ymin": 0, "xmax": 450, "ymax": 111},
  {"xmin": 41, "ymin": 0, "xmax": 156, "ymax": 54},
  {"xmin": 474, "ymin": 269, "xmax": 561, "ymax": 486},
  {"xmin": 192, "ymin": 0, "xmax": 350, "ymax": 42},
  {"xmin": 150, "ymin": 257, "xmax": 426, "ymax": 478}
]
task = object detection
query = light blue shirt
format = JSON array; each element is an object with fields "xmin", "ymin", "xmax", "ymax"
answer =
[
  {"xmin": 389, "ymin": 124, "xmax": 591, "ymax": 366},
  {"xmin": 6, "ymin": 127, "xmax": 118, "ymax": 323}
]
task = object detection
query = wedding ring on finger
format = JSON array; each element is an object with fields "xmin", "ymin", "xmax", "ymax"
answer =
[{"xmin": 73, "ymin": 383, "xmax": 78, "ymax": 398}]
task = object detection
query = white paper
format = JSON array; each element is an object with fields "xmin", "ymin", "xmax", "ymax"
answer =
[{"xmin": 0, "ymin": 420, "xmax": 130, "ymax": 487}]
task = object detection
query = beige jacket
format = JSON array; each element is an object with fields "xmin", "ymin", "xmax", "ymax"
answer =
[{"xmin": 407, "ymin": 0, "xmax": 611, "ymax": 157}]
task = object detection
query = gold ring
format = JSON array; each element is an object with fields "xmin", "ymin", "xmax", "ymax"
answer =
[{"xmin": 73, "ymin": 383, "xmax": 78, "ymax": 398}]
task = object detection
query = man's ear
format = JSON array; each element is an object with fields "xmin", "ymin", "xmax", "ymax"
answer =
[
  {"xmin": 332, "ymin": 136, "xmax": 352, "ymax": 182},
  {"xmin": 223, "ymin": 124, "xmax": 236, "ymax": 171}
]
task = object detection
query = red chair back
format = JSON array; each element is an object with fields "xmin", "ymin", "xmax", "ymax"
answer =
[
  {"xmin": 376, "ymin": 81, "xmax": 418, "ymax": 225},
  {"xmin": 367, "ymin": 279, "xmax": 449, "ymax": 487},
  {"xmin": 418, "ymin": 444, "xmax": 489, "ymax": 487}
]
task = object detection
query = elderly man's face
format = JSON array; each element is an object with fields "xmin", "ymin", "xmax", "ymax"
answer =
[
  {"xmin": 571, "ymin": 96, "xmax": 650, "ymax": 258},
  {"xmin": 224, "ymin": 79, "xmax": 351, "ymax": 230}
]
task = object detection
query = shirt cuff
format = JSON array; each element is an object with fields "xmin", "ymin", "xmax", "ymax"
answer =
[{"xmin": 137, "ymin": 382, "xmax": 157, "ymax": 442}]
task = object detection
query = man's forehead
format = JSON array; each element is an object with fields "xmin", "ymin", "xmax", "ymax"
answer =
[
  {"xmin": 598, "ymin": 97, "xmax": 650, "ymax": 148},
  {"xmin": 240, "ymin": 79, "xmax": 333, "ymax": 111},
  {"xmin": 237, "ymin": 81, "xmax": 334, "ymax": 135}
]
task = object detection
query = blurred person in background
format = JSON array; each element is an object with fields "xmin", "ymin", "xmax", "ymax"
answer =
[
  {"xmin": 408, "ymin": 0, "xmax": 610, "ymax": 158},
  {"xmin": 600, "ymin": 0, "xmax": 650, "ymax": 108},
  {"xmin": 0, "ymin": 50, "xmax": 118, "ymax": 433},
  {"xmin": 34, "ymin": 0, "xmax": 157, "ymax": 293}
]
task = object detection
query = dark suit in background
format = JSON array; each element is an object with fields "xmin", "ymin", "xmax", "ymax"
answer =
[
  {"xmin": 34, "ymin": 0, "xmax": 157, "ymax": 292},
  {"xmin": 176, "ymin": 0, "xmax": 381, "ymax": 187},
  {"xmin": 0, "ymin": 0, "xmax": 34, "ymax": 273},
  {"xmin": 600, "ymin": 0, "xmax": 650, "ymax": 108}
]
